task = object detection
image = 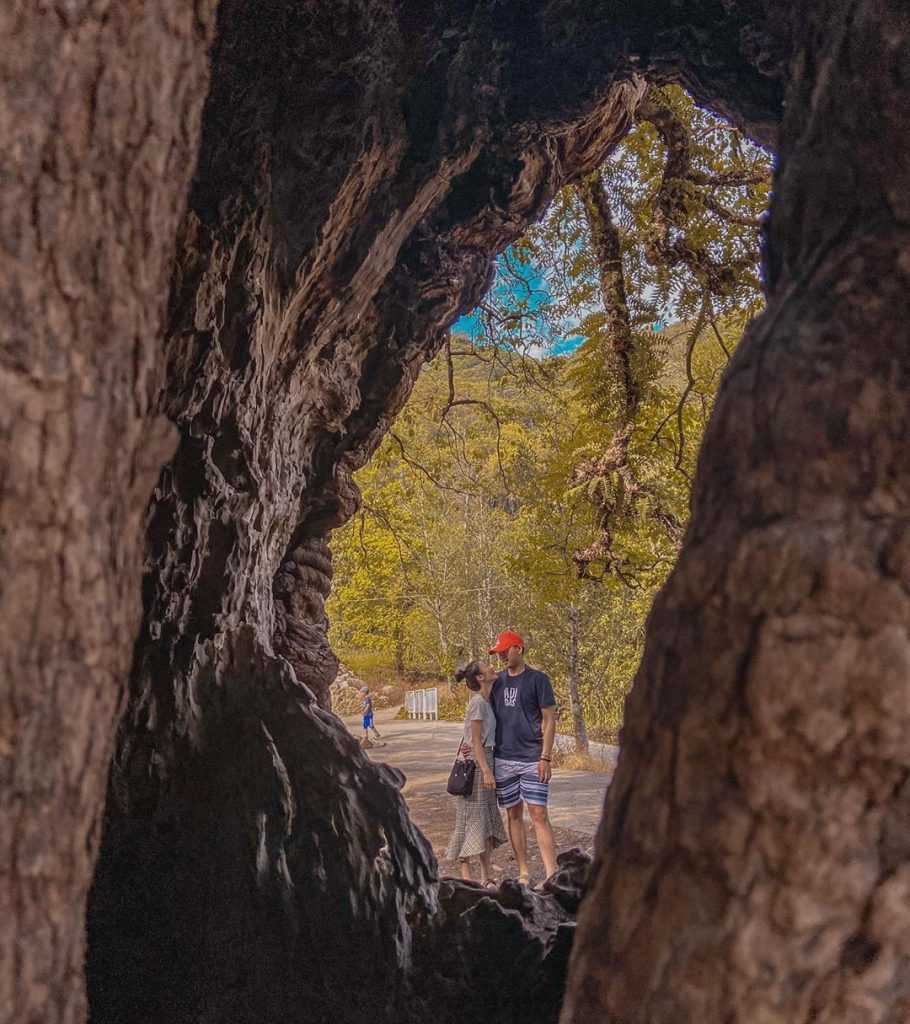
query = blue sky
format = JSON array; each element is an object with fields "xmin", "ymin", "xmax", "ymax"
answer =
[
  {"xmin": 451, "ymin": 248, "xmax": 584, "ymax": 356},
  {"xmin": 452, "ymin": 246, "xmax": 668, "ymax": 356}
]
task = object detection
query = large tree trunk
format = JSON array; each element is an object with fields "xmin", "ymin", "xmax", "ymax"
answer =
[
  {"xmin": 563, "ymin": 3, "xmax": 910, "ymax": 1021},
  {"xmin": 86, "ymin": 5, "xmax": 656, "ymax": 1021},
  {"xmin": 0, "ymin": 4, "xmax": 216, "ymax": 1022},
  {"xmin": 567, "ymin": 605, "xmax": 590, "ymax": 756},
  {"xmin": 84, "ymin": 2, "xmax": 787, "ymax": 1019},
  {"xmin": 20, "ymin": 0, "xmax": 899, "ymax": 1021}
]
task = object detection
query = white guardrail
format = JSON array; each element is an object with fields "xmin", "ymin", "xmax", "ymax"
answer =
[{"xmin": 404, "ymin": 687, "xmax": 438, "ymax": 721}]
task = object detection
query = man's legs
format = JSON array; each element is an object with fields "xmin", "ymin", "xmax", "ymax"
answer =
[
  {"xmin": 527, "ymin": 803, "xmax": 558, "ymax": 879},
  {"xmin": 495, "ymin": 759, "xmax": 530, "ymax": 882},
  {"xmin": 514, "ymin": 759, "xmax": 556, "ymax": 881},
  {"xmin": 505, "ymin": 802, "xmax": 530, "ymax": 882}
]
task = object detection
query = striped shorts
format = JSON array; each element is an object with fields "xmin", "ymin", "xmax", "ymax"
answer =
[{"xmin": 494, "ymin": 758, "xmax": 549, "ymax": 809}]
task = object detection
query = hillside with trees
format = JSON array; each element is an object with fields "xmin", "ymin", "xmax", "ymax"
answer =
[
  {"xmin": 328, "ymin": 86, "xmax": 769, "ymax": 744},
  {"xmin": 328, "ymin": 86, "xmax": 769, "ymax": 745}
]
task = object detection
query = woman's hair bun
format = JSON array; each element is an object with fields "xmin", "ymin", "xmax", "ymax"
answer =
[{"xmin": 454, "ymin": 660, "xmax": 482, "ymax": 691}]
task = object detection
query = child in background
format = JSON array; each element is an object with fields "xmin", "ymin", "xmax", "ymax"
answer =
[{"xmin": 360, "ymin": 686, "xmax": 384, "ymax": 745}]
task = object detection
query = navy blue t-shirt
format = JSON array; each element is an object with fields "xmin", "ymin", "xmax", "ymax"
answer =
[{"xmin": 490, "ymin": 667, "xmax": 556, "ymax": 761}]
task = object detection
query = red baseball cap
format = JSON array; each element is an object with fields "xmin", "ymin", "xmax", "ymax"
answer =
[{"xmin": 489, "ymin": 630, "xmax": 524, "ymax": 654}]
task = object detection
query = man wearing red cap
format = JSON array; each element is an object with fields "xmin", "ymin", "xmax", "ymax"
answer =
[{"xmin": 488, "ymin": 630, "xmax": 558, "ymax": 883}]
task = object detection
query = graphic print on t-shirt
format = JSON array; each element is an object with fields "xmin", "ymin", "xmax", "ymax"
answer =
[{"xmin": 490, "ymin": 667, "xmax": 556, "ymax": 761}]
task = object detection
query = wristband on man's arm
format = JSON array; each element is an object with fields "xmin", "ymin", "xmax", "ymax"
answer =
[{"xmin": 540, "ymin": 756, "xmax": 551, "ymax": 762}]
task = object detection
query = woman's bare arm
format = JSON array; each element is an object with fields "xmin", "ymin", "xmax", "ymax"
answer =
[{"xmin": 471, "ymin": 719, "xmax": 494, "ymax": 785}]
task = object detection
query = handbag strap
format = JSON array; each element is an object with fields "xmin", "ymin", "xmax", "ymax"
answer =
[{"xmin": 453, "ymin": 734, "xmax": 473, "ymax": 763}]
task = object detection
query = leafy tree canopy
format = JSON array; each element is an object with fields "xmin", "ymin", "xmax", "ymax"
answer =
[{"xmin": 328, "ymin": 86, "xmax": 770, "ymax": 740}]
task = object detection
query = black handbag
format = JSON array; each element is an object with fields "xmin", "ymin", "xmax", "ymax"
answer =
[{"xmin": 446, "ymin": 741, "xmax": 476, "ymax": 797}]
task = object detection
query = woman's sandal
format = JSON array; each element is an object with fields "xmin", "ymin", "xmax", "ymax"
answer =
[{"xmin": 518, "ymin": 873, "xmax": 530, "ymax": 886}]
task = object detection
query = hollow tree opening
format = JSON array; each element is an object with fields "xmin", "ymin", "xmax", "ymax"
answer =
[
  {"xmin": 2, "ymin": 3, "xmax": 908, "ymax": 1024},
  {"xmin": 328, "ymin": 83, "xmax": 771, "ymax": 766}
]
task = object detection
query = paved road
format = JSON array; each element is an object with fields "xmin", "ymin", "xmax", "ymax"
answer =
[{"xmin": 348, "ymin": 710, "xmax": 618, "ymax": 836}]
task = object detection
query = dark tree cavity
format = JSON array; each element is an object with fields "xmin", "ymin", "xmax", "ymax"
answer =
[{"xmin": 1, "ymin": 2, "xmax": 907, "ymax": 1023}]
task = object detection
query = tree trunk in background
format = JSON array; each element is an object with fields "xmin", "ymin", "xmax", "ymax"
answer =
[
  {"xmin": 563, "ymin": 3, "xmax": 910, "ymax": 1021},
  {"xmin": 567, "ymin": 606, "xmax": 589, "ymax": 756},
  {"xmin": 395, "ymin": 623, "xmax": 406, "ymax": 675},
  {"xmin": 0, "ymin": 4, "xmax": 216, "ymax": 1022}
]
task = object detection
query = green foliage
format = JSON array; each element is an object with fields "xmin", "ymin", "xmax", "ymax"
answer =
[
  {"xmin": 342, "ymin": 651, "xmax": 404, "ymax": 687},
  {"xmin": 327, "ymin": 338, "xmax": 700, "ymax": 736},
  {"xmin": 437, "ymin": 686, "xmax": 470, "ymax": 723},
  {"xmin": 328, "ymin": 86, "xmax": 769, "ymax": 739}
]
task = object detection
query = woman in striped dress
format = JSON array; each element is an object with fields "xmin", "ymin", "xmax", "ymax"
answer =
[{"xmin": 444, "ymin": 660, "xmax": 507, "ymax": 885}]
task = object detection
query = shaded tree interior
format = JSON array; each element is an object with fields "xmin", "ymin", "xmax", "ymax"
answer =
[{"xmin": 4, "ymin": 1, "xmax": 898, "ymax": 1022}]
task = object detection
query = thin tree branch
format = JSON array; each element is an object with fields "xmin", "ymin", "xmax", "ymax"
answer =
[{"xmin": 388, "ymin": 431, "xmax": 478, "ymax": 497}]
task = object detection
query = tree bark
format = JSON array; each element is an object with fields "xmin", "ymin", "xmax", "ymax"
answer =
[
  {"xmin": 577, "ymin": 171, "xmax": 639, "ymax": 422},
  {"xmin": 0, "ymin": 2, "xmax": 820, "ymax": 1022},
  {"xmin": 574, "ymin": 140, "xmax": 695, "ymax": 578},
  {"xmin": 83, "ymin": 2, "xmax": 791, "ymax": 1019},
  {"xmin": 85, "ymin": 6, "xmax": 654, "ymax": 1020},
  {"xmin": 567, "ymin": 605, "xmax": 590, "ymax": 756},
  {"xmin": 563, "ymin": 3, "xmax": 910, "ymax": 1021},
  {"xmin": 574, "ymin": 170, "xmax": 644, "ymax": 575},
  {"xmin": 395, "ymin": 622, "xmax": 406, "ymax": 675},
  {"xmin": 0, "ymin": 4, "xmax": 216, "ymax": 1022}
]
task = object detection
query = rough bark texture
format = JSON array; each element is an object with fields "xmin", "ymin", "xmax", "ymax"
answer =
[
  {"xmin": 12, "ymin": 0, "xmax": 907, "ymax": 1022},
  {"xmin": 87, "ymin": 2, "xmax": 667, "ymax": 1014},
  {"xmin": 83, "ymin": 1, "xmax": 785, "ymax": 1019},
  {"xmin": 578, "ymin": 170, "xmax": 639, "ymax": 416},
  {"xmin": 412, "ymin": 850, "xmax": 593, "ymax": 1024},
  {"xmin": 563, "ymin": 3, "xmax": 910, "ymax": 1022},
  {"xmin": 0, "ymin": 4, "xmax": 216, "ymax": 1022}
]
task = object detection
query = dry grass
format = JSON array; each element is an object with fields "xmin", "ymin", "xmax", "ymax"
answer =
[{"xmin": 552, "ymin": 748, "xmax": 615, "ymax": 774}]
